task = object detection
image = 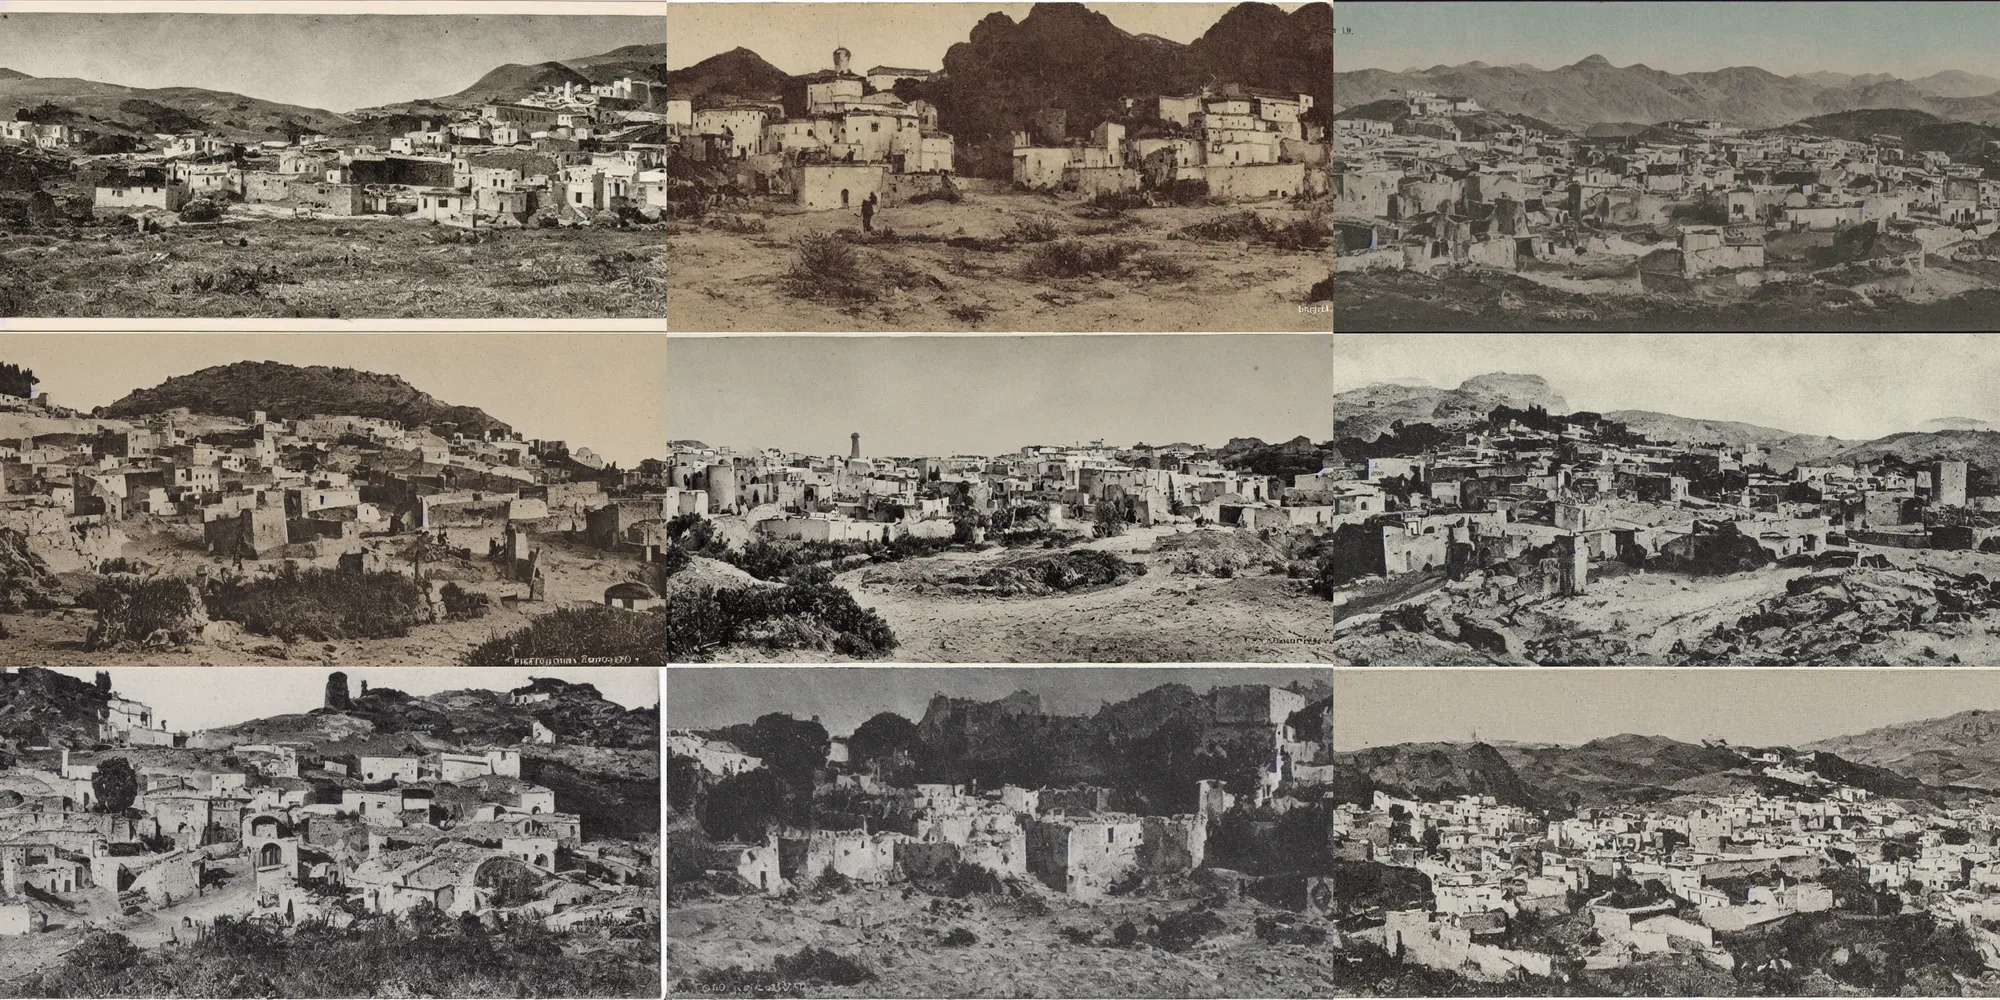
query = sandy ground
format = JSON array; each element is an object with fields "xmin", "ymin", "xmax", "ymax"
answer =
[
  {"xmin": 667, "ymin": 884, "xmax": 1336, "ymax": 999},
  {"xmin": 709, "ymin": 525, "xmax": 1338, "ymax": 663},
  {"xmin": 666, "ymin": 192, "xmax": 1333, "ymax": 332},
  {"xmin": 0, "ymin": 530, "xmax": 655, "ymax": 666},
  {"xmin": 0, "ymin": 854, "xmax": 256, "ymax": 988}
]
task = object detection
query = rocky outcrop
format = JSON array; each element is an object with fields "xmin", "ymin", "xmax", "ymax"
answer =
[
  {"xmin": 0, "ymin": 527, "xmax": 62, "ymax": 612},
  {"xmin": 1679, "ymin": 566, "xmax": 2000, "ymax": 665}
]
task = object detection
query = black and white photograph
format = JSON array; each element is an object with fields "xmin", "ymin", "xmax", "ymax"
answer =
[
  {"xmin": 0, "ymin": 333, "xmax": 669, "ymax": 667},
  {"xmin": 666, "ymin": 665, "xmax": 1333, "ymax": 998},
  {"xmin": 1334, "ymin": 0, "xmax": 2000, "ymax": 331},
  {"xmin": 0, "ymin": 665, "xmax": 661, "ymax": 997},
  {"xmin": 1330, "ymin": 667, "xmax": 2000, "ymax": 995},
  {"xmin": 664, "ymin": 334, "xmax": 1339, "ymax": 663},
  {"xmin": 664, "ymin": 1, "xmax": 1335, "ymax": 332},
  {"xmin": 1326, "ymin": 332, "xmax": 2000, "ymax": 667},
  {"xmin": 0, "ymin": 7, "xmax": 667, "ymax": 319}
]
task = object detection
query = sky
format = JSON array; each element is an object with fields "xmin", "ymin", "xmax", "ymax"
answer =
[
  {"xmin": 1335, "ymin": 1, "xmax": 2000, "ymax": 79},
  {"xmin": 668, "ymin": 335, "xmax": 1332, "ymax": 456},
  {"xmin": 1334, "ymin": 669, "xmax": 2000, "ymax": 750},
  {"xmin": 0, "ymin": 11, "xmax": 664, "ymax": 113},
  {"xmin": 54, "ymin": 667, "xmax": 659, "ymax": 733},
  {"xmin": 0, "ymin": 334, "xmax": 665, "ymax": 466},
  {"xmin": 1334, "ymin": 334, "xmax": 2000, "ymax": 441},
  {"xmin": 666, "ymin": 666, "xmax": 1328, "ymax": 738},
  {"xmin": 667, "ymin": 2, "xmax": 1310, "ymax": 75}
]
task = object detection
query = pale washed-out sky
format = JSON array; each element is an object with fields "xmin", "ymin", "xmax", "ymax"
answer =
[
  {"xmin": 1335, "ymin": 669, "xmax": 2000, "ymax": 750},
  {"xmin": 0, "ymin": 334, "xmax": 666, "ymax": 467},
  {"xmin": 667, "ymin": 2, "xmax": 1310, "ymax": 76},
  {"xmin": 668, "ymin": 335, "xmax": 1333, "ymax": 457},
  {"xmin": 0, "ymin": 12, "xmax": 665, "ymax": 113},
  {"xmin": 56, "ymin": 667, "xmax": 659, "ymax": 734},
  {"xmin": 1336, "ymin": 1, "xmax": 2000, "ymax": 79},
  {"xmin": 667, "ymin": 666, "xmax": 1327, "ymax": 738},
  {"xmin": 1334, "ymin": 334, "xmax": 2000, "ymax": 441}
]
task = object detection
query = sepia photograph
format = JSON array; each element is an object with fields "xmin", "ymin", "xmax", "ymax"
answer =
[
  {"xmin": 1327, "ymin": 332, "xmax": 2000, "ymax": 667},
  {"xmin": 0, "ymin": 333, "xmax": 670, "ymax": 667},
  {"xmin": 0, "ymin": 7, "xmax": 667, "ymax": 320},
  {"xmin": 664, "ymin": 333, "xmax": 1340, "ymax": 663},
  {"xmin": 664, "ymin": 1, "xmax": 1334, "ymax": 331},
  {"xmin": 667, "ymin": 665, "xmax": 1333, "ymax": 998},
  {"xmin": 1331, "ymin": 667, "xmax": 2000, "ymax": 996},
  {"xmin": 1334, "ymin": 0, "xmax": 2000, "ymax": 331},
  {"xmin": 0, "ymin": 665, "xmax": 661, "ymax": 997}
]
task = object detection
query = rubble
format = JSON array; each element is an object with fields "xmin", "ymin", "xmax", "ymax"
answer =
[{"xmin": 1678, "ymin": 566, "xmax": 2000, "ymax": 665}]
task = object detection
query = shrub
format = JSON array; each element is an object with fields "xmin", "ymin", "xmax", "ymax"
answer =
[
  {"xmin": 205, "ymin": 566, "xmax": 427, "ymax": 643},
  {"xmin": 1021, "ymin": 239, "xmax": 1138, "ymax": 278},
  {"xmin": 907, "ymin": 186, "xmax": 963, "ymax": 205},
  {"xmin": 438, "ymin": 582, "xmax": 492, "ymax": 622},
  {"xmin": 1112, "ymin": 920, "xmax": 1139, "ymax": 947},
  {"xmin": 706, "ymin": 213, "xmax": 766, "ymax": 234},
  {"xmin": 465, "ymin": 604, "xmax": 666, "ymax": 665},
  {"xmin": 1061, "ymin": 926, "xmax": 1097, "ymax": 945},
  {"xmin": 1007, "ymin": 215, "xmax": 1063, "ymax": 243},
  {"xmin": 662, "ymin": 544, "xmax": 693, "ymax": 578},
  {"xmin": 773, "ymin": 947, "xmax": 875, "ymax": 986},
  {"xmin": 1152, "ymin": 907, "xmax": 1226, "ymax": 952},
  {"xmin": 1131, "ymin": 252, "xmax": 1194, "ymax": 282},
  {"xmin": 178, "ymin": 198, "xmax": 224, "ymax": 223},
  {"xmin": 82, "ymin": 577, "xmax": 209, "ymax": 650},
  {"xmin": 1308, "ymin": 274, "xmax": 1334, "ymax": 303},
  {"xmin": 786, "ymin": 231, "xmax": 875, "ymax": 301},
  {"xmin": 665, "ymin": 582, "xmax": 896, "ymax": 662},
  {"xmin": 939, "ymin": 927, "xmax": 978, "ymax": 946}
]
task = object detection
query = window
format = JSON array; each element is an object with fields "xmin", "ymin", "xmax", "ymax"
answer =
[{"xmin": 871, "ymin": 123, "xmax": 880, "ymax": 133}]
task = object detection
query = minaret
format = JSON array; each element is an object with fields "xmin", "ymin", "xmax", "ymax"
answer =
[
  {"xmin": 833, "ymin": 47, "xmax": 852, "ymax": 76},
  {"xmin": 850, "ymin": 432, "xmax": 861, "ymax": 460}
]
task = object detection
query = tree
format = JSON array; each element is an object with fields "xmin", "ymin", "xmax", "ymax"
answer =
[
  {"xmin": 1092, "ymin": 501, "xmax": 1126, "ymax": 539},
  {"xmin": 0, "ymin": 362, "xmax": 37, "ymax": 401},
  {"xmin": 92, "ymin": 757, "xmax": 138, "ymax": 814},
  {"xmin": 847, "ymin": 712, "xmax": 917, "ymax": 761},
  {"xmin": 93, "ymin": 671, "xmax": 111, "ymax": 693}
]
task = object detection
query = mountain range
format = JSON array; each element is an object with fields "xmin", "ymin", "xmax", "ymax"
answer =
[
  {"xmin": 1333, "ymin": 372, "xmax": 2000, "ymax": 473},
  {"xmin": 1333, "ymin": 55, "xmax": 2000, "ymax": 130},
  {"xmin": 0, "ymin": 41, "xmax": 664, "ymax": 140},
  {"xmin": 99, "ymin": 361, "xmax": 511, "ymax": 438},
  {"xmin": 665, "ymin": 2, "xmax": 1331, "ymax": 177},
  {"xmin": 1333, "ymin": 728, "xmax": 1943, "ymax": 811}
]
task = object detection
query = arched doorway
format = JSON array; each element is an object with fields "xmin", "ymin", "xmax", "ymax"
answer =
[
  {"xmin": 840, "ymin": 189, "xmax": 850, "ymax": 207},
  {"xmin": 259, "ymin": 843, "xmax": 283, "ymax": 868},
  {"xmin": 534, "ymin": 854, "xmax": 550, "ymax": 869}
]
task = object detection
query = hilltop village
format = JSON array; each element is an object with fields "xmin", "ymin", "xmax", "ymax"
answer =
[
  {"xmin": 1320, "ymin": 397, "xmax": 2000, "ymax": 666},
  {"xmin": 1332, "ymin": 94, "xmax": 2000, "ymax": 305},
  {"xmin": 1333, "ymin": 753, "xmax": 2000, "ymax": 991},
  {"xmin": 666, "ymin": 46, "xmax": 1329, "ymax": 211},
  {"xmin": 0, "ymin": 669, "xmax": 656, "ymax": 956},
  {"xmin": 0, "ymin": 369, "xmax": 671, "ymax": 665},
  {"xmin": 667, "ymin": 682, "xmax": 1335, "ymax": 995},
  {"xmin": 7, "ymin": 78, "xmax": 674, "ymax": 227}
]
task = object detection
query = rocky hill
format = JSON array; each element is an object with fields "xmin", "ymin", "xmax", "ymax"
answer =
[
  {"xmin": 1603, "ymin": 410, "xmax": 1853, "ymax": 471},
  {"xmin": 1218, "ymin": 435, "xmax": 1338, "ymax": 479},
  {"xmin": 661, "ymin": 46, "xmax": 791, "ymax": 105},
  {"xmin": 1808, "ymin": 710, "xmax": 2000, "ymax": 790},
  {"xmin": 0, "ymin": 69, "xmax": 31, "ymax": 82},
  {"xmin": 429, "ymin": 61, "xmax": 593, "ymax": 107},
  {"xmin": 205, "ymin": 675, "xmax": 657, "ymax": 751},
  {"xmin": 1334, "ymin": 56, "xmax": 2000, "ymax": 130},
  {"xmin": 1771, "ymin": 109, "xmax": 2000, "ymax": 158},
  {"xmin": 1830, "ymin": 429, "xmax": 2000, "ymax": 470},
  {"xmin": 367, "ymin": 43, "xmax": 666, "ymax": 112},
  {"xmin": 0, "ymin": 668, "xmax": 115, "ymax": 749},
  {"xmin": 1332, "ymin": 372, "xmax": 1566, "ymax": 441},
  {"xmin": 100, "ymin": 361, "xmax": 511, "ymax": 438},
  {"xmin": 1328, "ymin": 741, "xmax": 1539, "ymax": 807}
]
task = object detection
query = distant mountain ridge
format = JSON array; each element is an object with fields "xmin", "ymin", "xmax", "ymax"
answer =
[
  {"xmin": 1334, "ymin": 56, "xmax": 2000, "ymax": 129},
  {"xmin": 386, "ymin": 42, "xmax": 667, "ymax": 111},
  {"xmin": 1808, "ymin": 709, "xmax": 2000, "ymax": 790},
  {"xmin": 101, "ymin": 361, "xmax": 512, "ymax": 438},
  {"xmin": 1332, "ymin": 373, "xmax": 1565, "ymax": 440}
]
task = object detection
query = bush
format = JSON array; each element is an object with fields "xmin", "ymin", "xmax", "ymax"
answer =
[
  {"xmin": 205, "ymin": 566, "xmax": 427, "ymax": 643},
  {"xmin": 465, "ymin": 604, "xmax": 666, "ymax": 665},
  {"xmin": 438, "ymin": 582, "xmax": 492, "ymax": 622},
  {"xmin": 1060, "ymin": 926, "xmax": 1097, "ymax": 945},
  {"xmin": 665, "ymin": 582, "xmax": 897, "ymax": 662},
  {"xmin": 1022, "ymin": 239, "xmax": 1139, "ymax": 279},
  {"xmin": 1152, "ymin": 907, "xmax": 1226, "ymax": 952},
  {"xmin": 907, "ymin": 186, "xmax": 963, "ymax": 205},
  {"xmin": 1007, "ymin": 215, "xmax": 1063, "ymax": 243},
  {"xmin": 1112, "ymin": 920, "xmax": 1139, "ymax": 947},
  {"xmin": 82, "ymin": 577, "xmax": 209, "ymax": 650},
  {"xmin": 1308, "ymin": 274, "xmax": 1334, "ymax": 302},
  {"xmin": 706, "ymin": 213, "xmax": 766, "ymax": 234},
  {"xmin": 178, "ymin": 198, "xmax": 224, "ymax": 223},
  {"xmin": 773, "ymin": 947, "xmax": 875, "ymax": 986},
  {"xmin": 939, "ymin": 927, "xmax": 978, "ymax": 946},
  {"xmin": 786, "ymin": 231, "xmax": 875, "ymax": 301},
  {"xmin": 1177, "ymin": 211, "xmax": 1330, "ymax": 251}
]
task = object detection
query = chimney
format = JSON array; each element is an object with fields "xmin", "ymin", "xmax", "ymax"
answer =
[
  {"xmin": 850, "ymin": 432, "xmax": 861, "ymax": 460},
  {"xmin": 59, "ymin": 747, "xmax": 67, "ymax": 774}
]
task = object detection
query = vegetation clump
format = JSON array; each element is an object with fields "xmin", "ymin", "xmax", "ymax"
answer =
[
  {"xmin": 438, "ymin": 582, "xmax": 492, "ymax": 621},
  {"xmin": 465, "ymin": 604, "xmax": 666, "ymax": 666},
  {"xmin": 204, "ymin": 566, "xmax": 427, "ymax": 643},
  {"xmin": 1020, "ymin": 238, "xmax": 1140, "ymax": 278},
  {"xmin": 666, "ymin": 582, "xmax": 897, "ymax": 662},
  {"xmin": 1176, "ymin": 210, "xmax": 1330, "ymax": 250},
  {"xmin": 785, "ymin": 231, "xmax": 875, "ymax": 301},
  {"xmin": 81, "ymin": 577, "xmax": 209, "ymax": 650}
]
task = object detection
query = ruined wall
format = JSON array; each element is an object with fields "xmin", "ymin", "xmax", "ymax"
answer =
[{"xmin": 1138, "ymin": 815, "xmax": 1206, "ymax": 872}]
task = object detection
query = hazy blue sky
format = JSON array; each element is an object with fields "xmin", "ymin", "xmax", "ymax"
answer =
[
  {"xmin": 0, "ymin": 12, "xmax": 663, "ymax": 112},
  {"xmin": 1335, "ymin": 669, "xmax": 2000, "ymax": 750},
  {"xmin": 55, "ymin": 667, "xmax": 659, "ymax": 734},
  {"xmin": 667, "ymin": 666, "xmax": 1328, "ymax": 738},
  {"xmin": 668, "ymin": 2, "xmax": 1308, "ymax": 75},
  {"xmin": 0, "ymin": 334, "xmax": 665, "ymax": 466},
  {"xmin": 1335, "ymin": 2, "xmax": 2000, "ymax": 78},
  {"xmin": 1335, "ymin": 334, "xmax": 2000, "ymax": 441},
  {"xmin": 668, "ymin": 335, "xmax": 1332, "ymax": 456}
]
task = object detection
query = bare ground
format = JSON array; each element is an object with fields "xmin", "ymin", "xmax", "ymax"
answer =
[
  {"xmin": 667, "ymin": 884, "xmax": 1335, "ymax": 999},
  {"xmin": 708, "ymin": 525, "xmax": 1339, "ymax": 663},
  {"xmin": 666, "ymin": 193, "xmax": 1333, "ymax": 332}
]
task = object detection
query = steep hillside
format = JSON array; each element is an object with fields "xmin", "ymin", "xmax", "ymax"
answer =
[
  {"xmin": 1602, "ymin": 410, "xmax": 1853, "ymax": 471},
  {"xmin": 1911, "ymin": 70, "xmax": 2000, "ymax": 98},
  {"xmin": 430, "ymin": 61, "xmax": 592, "ymax": 107},
  {"xmin": 391, "ymin": 43, "xmax": 667, "ymax": 111},
  {"xmin": 1327, "ymin": 741, "xmax": 1540, "ymax": 807},
  {"xmin": 1495, "ymin": 734, "xmax": 1749, "ymax": 807},
  {"xmin": 101, "ymin": 361, "xmax": 512, "ymax": 438},
  {"xmin": 204, "ymin": 675, "xmax": 658, "ymax": 752},
  {"xmin": 1186, "ymin": 2, "xmax": 1332, "ymax": 108},
  {"xmin": 1808, "ymin": 709, "xmax": 2000, "ymax": 790},
  {"xmin": 0, "ymin": 76, "xmax": 349, "ymax": 140},
  {"xmin": 1779, "ymin": 108, "xmax": 2000, "ymax": 157},
  {"xmin": 562, "ymin": 42, "xmax": 668, "ymax": 85},
  {"xmin": 0, "ymin": 69, "xmax": 30, "ymax": 82},
  {"xmin": 0, "ymin": 668, "xmax": 114, "ymax": 748},
  {"xmin": 1332, "ymin": 373, "xmax": 1566, "ymax": 441},
  {"xmin": 1219, "ymin": 435, "xmax": 1339, "ymax": 479}
]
